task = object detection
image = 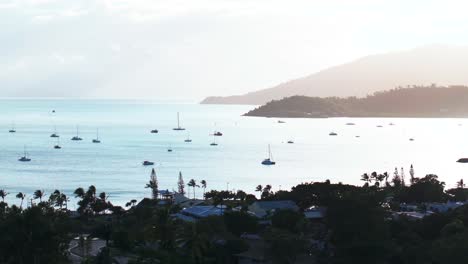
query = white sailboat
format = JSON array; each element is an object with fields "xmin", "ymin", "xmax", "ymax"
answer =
[
  {"xmin": 261, "ymin": 144, "xmax": 276, "ymax": 165},
  {"xmin": 71, "ymin": 126, "xmax": 83, "ymax": 141},
  {"xmin": 50, "ymin": 125, "xmax": 59, "ymax": 138},
  {"xmin": 173, "ymin": 112, "xmax": 185, "ymax": 131},
  {"xmin": 184, "ymin": 133, "xmax": 192, "ymax": 142},
  {"xmin": 8, "ymin": 122, "xmax": 16, "ymax": 133},
  {"xmin": 210, "ymin": 134, "xmax": 218, "ymax": 146},
  {"xmin": 19, "ymin": 146, "xmax": 31, "ymax": 162},
  {"xmin": 92, "ymin": 129, "xmax": 101, "ymax": 143},
  {"xmin": 54, "ymin": 138, "xmax": 62, "ymax": 149}
]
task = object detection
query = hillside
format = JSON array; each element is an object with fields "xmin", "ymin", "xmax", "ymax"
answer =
[
  {"xmin": 202, "ymin": 45, "xmax": 468, "ymax": 105},
  {"xmin": 244, "ymin": 86, "xmax": 468, "ymax": 118}
]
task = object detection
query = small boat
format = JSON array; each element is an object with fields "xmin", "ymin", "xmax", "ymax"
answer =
[
  {"xmin": 150, "ymin": 129, "xmax": 159, "ymax": 134},
  {"xmin": 8, "ymin": 123, "xmax": 16, "ymax": 133},
  {"xmin": 457, "ymin": 158, "xmax": 468, "ymax": 163},
  {"xmin": 287, "ymin": 140, "xmax": 294, "ymax": 144},
  {"xmin": 409, "ymin": 138, "xmax": 415, "ymax": 141},
  {"xmin": 389, "ymin": 123, "xmax": 395, "ymax": 126},
  {"xmin": 214, "ymin": 131, "xmax": 223, "ymax": 136},
  {"xmin": 71, "ymin": 126, "xmax": 83, "ymax": 141},
  {"xmin": 329, "ymin": 132, "xmax": 338, "ymax": 136},
  {"xmin": 18, "ymin": 146, "xmax": 31, "ymax": 162},
  {"xmin": 184, "ymin": 134, "xmax": 192, "ymax": 142},
  {"xmin": 54, "ymin": 138, "xmax": 61, "ymax": 149},
  {"xmin": 173, "ymin": 112, "xmax": 186, "ymax": 131},
  {"xmin": 143, "ymin": 161, "xmax": 154, "ymax": 166},
  {"xmin": 355, "ymin": 135, "xmax": 360, "ymax": 138},
  {"xmin": 92, "ymin": 129, "xmax": 101, "ymax": 143},
  {"xmin": 278, "ymin": 120, "xmax": 286, "ymax": 124},
  {"xmin": 52, "ymin": 110, "xmax": 56, "ymax": 113},
  {"xmin": 377, "ymin": 125, "xmax": 383, "ymax": 128},
  {"xmin": 261, "ymin": 145, "xmax": 276, "ymax": 165},
  {"xmin": 50, "ymin": 126, "xmax": 59, "ymax": 138},
  {"xmin": 346, "ymin": 122, "xmax": 355, "ymax": 126},
  {"xmin": 167, "ymin": 146, "xmax": 173, "ymax": 152},
  {"xmin": 210, "ymin": 134, "xmax": 218, "ymax": 146}
]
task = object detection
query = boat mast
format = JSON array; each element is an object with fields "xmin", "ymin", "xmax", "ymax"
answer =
[{"xmin": 177, "ymin": 112, "xmax": 180, "ymax": 129}]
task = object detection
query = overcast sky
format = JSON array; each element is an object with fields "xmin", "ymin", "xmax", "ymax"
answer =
[{"xmin": 1, "ymin": 0, "xmax": 468, "ymax": 100}]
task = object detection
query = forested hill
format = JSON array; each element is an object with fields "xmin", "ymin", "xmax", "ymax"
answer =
[{"xmin": 244, "ymin": 86, "xmax": 468, "ymax": 118}]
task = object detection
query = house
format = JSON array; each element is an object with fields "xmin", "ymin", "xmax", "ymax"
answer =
[
  {"xmin": 425, "ymin": 201, "xmax": 465, "ymax": 213},
  {"xmin": 248, "ymin": 200, "xmax": 299, "ymax": 218},
  {"xmin": 173, "ymin": 205, "xmax": 226, "ymax": 222},
  {"xmin": 304, "ymin": 206, "xmax": 326, "ymax": 220}
]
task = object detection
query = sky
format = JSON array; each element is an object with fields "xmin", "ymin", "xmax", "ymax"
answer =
[{"xmin": 2, "ymin": 0, "xmax": 468, "ymax": 100}]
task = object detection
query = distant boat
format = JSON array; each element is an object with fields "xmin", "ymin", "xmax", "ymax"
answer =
[
  {"xmin": 261, "ymin": 145, "xmax": 276, "ymax": 165},
  {"xmin": 287, "ymin": 140, "xmax": 294, "ymax": 144},
  {"xmin": 52, "ymin": 110, "xmax": 56, "ymax": 113},
  {"xmin": 92, "ymin": 129, "xmax": 101, "ymax": 143},
  {"xmin": 18, "ymin": 146, "xmax": 31, "ymax": 162},
  {"xmin": 389, "ymin": 123, "xmax": 395, "ymax": 126},
  {"xmin": 214, "ymin": 131, "xmax": 223, "ymax": 136},
  {"xmin": 278, "ymin": 120, "xmax": 286, "ymax": 124},
  {"xmin": 210, "ymin": 134, "xmax": 218, "ymax": 146},
  {"xmin": 143, "ymin": 161, "xmax": 154, "ymax": 166},
  {"xmin": 54, "ymin": 138, "xmax": 61, "ymax": 149},
  {"xmin": 346, "ymin": 122, "xmax": 355, "ymax": 126},
  {"xmin": 329, "ymin": 132, "xmax": 338, "ymax": 136},
  {"xmin": 50, "ymin": 126, "xmax": 59, "ymax": 138},
  {"xmin": 150, "ymin": 129, "xmax": 159, "ymax": 134},
  {"xmin": 8, "ymin": 123, "xmax": 16, "ymax": 133},
  {"xmin": 377, "ymin": 125, "xmax": 383, "ymax": 128},
  {"xmin": 173, "ymin": 112, "xmax": 185, "ymax": 131},
  {"xmin": 409, "ymin": 138, "xmax": 415, "ymax": 141},
  {"xmin": 184, "ymin": 134, "xmax": 192, "ymax": 142},
  {"xmin": 355, "ymin": 135, "xmax": 360, "ymax": 138},
  {"xmin": 71, "ymin": 126, "xmax": 83, "ymax": 141},
  {"xmin": 168, "ymin": 145, "xmax": 173, "ymax": 152}
]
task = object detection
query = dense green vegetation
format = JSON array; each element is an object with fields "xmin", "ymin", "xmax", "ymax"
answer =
[
  {"xmin": 245, "ymin": 85, "xmax": 468, "ymax": 118},
  {"xmin": 1, "ymin": 170, "xmax": 468, "ymax": 263}
]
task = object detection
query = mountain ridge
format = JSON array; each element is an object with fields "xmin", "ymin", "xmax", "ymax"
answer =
[{"xmin": 201, "ymin": 45, "xmax": 468, "ymax": 105}]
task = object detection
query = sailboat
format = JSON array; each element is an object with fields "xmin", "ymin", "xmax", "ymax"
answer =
[
  {"xmin": 173, "ymin": 112, "xmax": 185, "ymax": 131},
  {"xmin": 92, "ymin": 129, "xmax": 101, "ymax": 143},
  {"xmin": 18, "ymin": 146, "xmax": 31, "ymax": 162},
  {"xmin": 210, "ymin": 134, "xmax": 218, "ymax": 146},
  {"xmin": 54, "ymin": 138, "xmax": 62, "ymax": 149},
  {"xmin": 8, "ymin": 123, "xmax": 16, "ymax": 133},
  {"xmin": 184, "ymin": 133, "xmax": 192, "ymax": 142},
  {"xmin": 71, "ymin": 126, "xmax": 83, "ymax": 141},
  {"xmin": 261, "ymin": 145, "xmax": 276, "ymax": 165},
  {"xmin": 168, "ymin": 145, "xmax": 173, "ymax": 152},
  {"xmin": 50, "ymin": 126, "xmax": 59, "ymax": 138}
]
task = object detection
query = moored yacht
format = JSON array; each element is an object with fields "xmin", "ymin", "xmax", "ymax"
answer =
[
  {"xmin": 261, "ymin": 144, "xmax": 276, "ymax": 165},
  {"xmin": 92, "ymin": 129, "xmax": 101, "ymax": 143},
  {"xmin": 173, "ymin": 112, "xmax": 185, "ymax": 131},
  {"xmin": 71, "ymin": 126, "xmax": 83, "ymax": 141},
  {"xmin": 18, "ymin": 146, "xmax": 31, "ymax": 162}
]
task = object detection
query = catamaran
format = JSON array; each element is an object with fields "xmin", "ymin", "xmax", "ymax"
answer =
[
  {"xmin": 18, "ymin": 146, "xmax": 31, "ymax": 162},
  {"xmin": 71, "ymin": 126, "xmax": 83, "ymax": 141},
  {"xmin": 173, "ymin": 112, "xmax": 185, "ymax": 131},
  {"xmin": 261, "ymin": 145, "xmax": 276, "ymax": 165},
  {"xmin": 92, "ymin": 129, "xmax": 101, "ymax": 143}
]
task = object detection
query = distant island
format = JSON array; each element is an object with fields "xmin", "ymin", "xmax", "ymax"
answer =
[
  {"xmin": 244, "ymin": 86, "xmax": 468, "ymax": 118},
  {"xmin": 202, "ymin": 45, "xmax": 468, "ymax": 105}
]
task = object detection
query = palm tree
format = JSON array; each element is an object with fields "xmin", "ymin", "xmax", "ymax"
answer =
[
  {"xmin": 457, "ymin": 179, "xmax": 465, "ymax": 189},
  {"xmin": 74, "ymin": 187, "xmax": 85, "ymax": 198},
  {"xmin": 145, "ymin": 168, "xmax": 158, "ymax": 200},
  {"xmin": 200, "ymin": 180, "xmax": 207, "ymax": 199},
  {"xmin": 33, "ymin": 190, "xmax": 44, "ymax": 202},
  {"xmin": 188, "ymin": 179, "xmax": 197, "ymax": 199},
  {"xmin": 361, "ymin": 173, "xmax": 370, "ymax": 185},
  {"xmin": 255, "ymin": 185, "xmax": 263, "ymax": 192},
  {"xmin": 0, "ymin": 189, "xmax": 8, "ymax": 202},
  {"xmin": 16, "ymin": 192, "xmax": 25, "ymax": 208}
]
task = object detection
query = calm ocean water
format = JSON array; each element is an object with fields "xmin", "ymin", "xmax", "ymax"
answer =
[{"xmin": 1, "ymin": 99, "xmax": 468, "ymax": 207}]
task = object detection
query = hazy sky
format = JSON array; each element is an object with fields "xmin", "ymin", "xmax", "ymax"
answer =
[{"xmin": 2, "ymin": 0, "xmax": 468, "ymax": 100}]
